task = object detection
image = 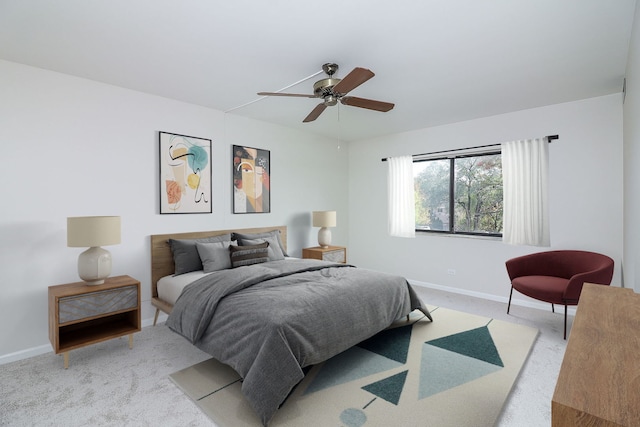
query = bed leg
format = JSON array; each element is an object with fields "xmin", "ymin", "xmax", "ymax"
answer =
[{"xmin": 153, "ymin": 308, "xmax": 160, "ymax": 326}]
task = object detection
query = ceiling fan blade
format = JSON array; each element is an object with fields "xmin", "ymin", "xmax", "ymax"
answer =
[
  {"xmin": 341, "ymin": 96, "xmax": 395, "ymax": 112},
  {"xmin": 303, "ymin": 103, "xmax": 327, "ymax": 122},
  {"xmin": 258, "ymin": 92, "xmax": 317, "ymax": 98},
  {"xmin": 332, "ymin": 67, "xmax": 375, "ymax": 95}
]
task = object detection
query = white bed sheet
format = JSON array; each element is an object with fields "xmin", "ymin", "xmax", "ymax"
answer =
[
  {"xmin": 157, "ymin": 271, "xmax": 212, "ymax": 305},
  {"xmin": 158, "ymin": 257, "xmax": 299, "ymax": 305}
]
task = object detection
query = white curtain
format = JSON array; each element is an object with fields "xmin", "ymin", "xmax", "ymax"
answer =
[
  {"xmin": 387, "ymin": 155, "xmax": 415, "ymax": 238},
  {"xmin": 502, "ymin": 138, "xmax": 550, "ymax": 246}
]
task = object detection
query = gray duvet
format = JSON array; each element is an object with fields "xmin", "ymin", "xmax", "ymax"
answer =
[{"xmin": 166, "ymin": 258, "xmax": 431, "ymax": 426}]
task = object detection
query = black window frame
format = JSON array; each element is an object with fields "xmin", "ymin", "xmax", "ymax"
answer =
[{"xmin": 414, "ymin": 150, "xmax": 503, "ymax": 237}]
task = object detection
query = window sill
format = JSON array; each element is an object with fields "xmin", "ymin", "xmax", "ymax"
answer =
[{"xmin": 415, "ymin": 231, "xmax": 502, "ymax": 241}]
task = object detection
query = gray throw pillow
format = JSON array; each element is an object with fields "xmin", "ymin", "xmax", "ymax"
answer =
[
  {"xmin": 233, "ymin": 230, "xmax": 288, "ymax": 257},
  {"xmin": 168, "ymin": 233, "xmax": 233, "ymax": 275},
  {"xmin": 229, "ymin": 242, "xmax": 269, "ymax": 268},
  {"xmin": 196, "ymin": 241, "xmax": 237, "ymax": 273},
  {"xmin": 239, "ymin": 236, "xmax": 284, "ymax": 261}
]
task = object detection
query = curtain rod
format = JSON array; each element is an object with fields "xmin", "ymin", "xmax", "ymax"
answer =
[{"xmin": 381, "ymin": 134, "xmax": 559, "ymax": 162}]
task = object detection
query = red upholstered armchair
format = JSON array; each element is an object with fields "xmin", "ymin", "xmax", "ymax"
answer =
[{"xmin": 505, "ymin": 250, "xmax": 614, "ymax": 339}]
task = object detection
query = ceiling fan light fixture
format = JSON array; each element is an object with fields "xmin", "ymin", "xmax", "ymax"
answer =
[{"xmin": 313, "ymin": 78, "xmax": 340, "ymax": 96}]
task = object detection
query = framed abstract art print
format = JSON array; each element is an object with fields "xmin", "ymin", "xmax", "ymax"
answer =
[
  {"xmin": 232, "ymin": 145, "xmax": 270, "ymax": 213},
  {"xmin": 159, "ymin": 131, "xmax": 212, "ymax": 214}
]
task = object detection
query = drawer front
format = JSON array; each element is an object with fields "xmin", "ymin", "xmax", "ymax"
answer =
[
  {"xmin": 323, "ymin": 249, "xmax": 345, "ymax": 263},
  {"xmin": 59, "ymin": 285, "xmax": 138, "ymax": 324}
]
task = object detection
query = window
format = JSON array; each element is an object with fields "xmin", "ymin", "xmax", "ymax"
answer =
[{"xmin": 414, "ymin": 152, "xmax": 503, "ymax": 236}]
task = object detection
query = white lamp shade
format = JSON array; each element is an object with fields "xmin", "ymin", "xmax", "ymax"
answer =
[
  {"xmin": 67, "ymin": 216, "xmax": 121, "ymax": 285},
  {"xmin": 312, "ymin": 211, "xmax": 336, "ymax": 228},
  {"xmin": 67, "ymin": 216, "xmax": 121, "ymax": 247}
]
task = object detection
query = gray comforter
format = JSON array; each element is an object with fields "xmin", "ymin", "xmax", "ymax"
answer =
[{"xmin": 166, "ymin": 258, "xmax": 430, "ymax": 426}]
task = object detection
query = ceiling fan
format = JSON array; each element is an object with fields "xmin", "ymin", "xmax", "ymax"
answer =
[{"xmin": 257, "ymin": 63, "xmax": 395, "ymax": 123}]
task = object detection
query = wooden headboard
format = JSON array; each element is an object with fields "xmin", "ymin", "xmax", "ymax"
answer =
[{"xmin": 150, "ymin": 226, "xmax": 287, "ymax": 314}]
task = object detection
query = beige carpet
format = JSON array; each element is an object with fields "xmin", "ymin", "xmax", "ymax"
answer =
[{"xmin": 170, "ymin": 307, "xmax": 538, "ymax": 427}]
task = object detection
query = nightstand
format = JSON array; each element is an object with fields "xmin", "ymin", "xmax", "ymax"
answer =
[
  {"xmin": 302, "ymin": 246, "xmax": 347, "ymax": 263},
  {"xmin": 48, "ymin": 275, "xmax": 141, "ymax": 369}
]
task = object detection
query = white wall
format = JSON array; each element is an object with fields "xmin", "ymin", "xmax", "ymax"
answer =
[
  {"xmin": 624, "ymin": 3, "xmax": 640, "ymax": 293},
  {"xmin": 0, "ymin": 60, "xmax": 348, "ymax": 361},
  {"xmin": 348, "ymin": 94, "xmax": 624, "ymax": 305}
]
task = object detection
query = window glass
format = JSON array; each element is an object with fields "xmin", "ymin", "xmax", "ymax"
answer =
[
  {"xmin": 414, "ymin": 153, "xmax": 502, "ymax": 236},
  {"xmin": 414, "ymin": 159, "xmax": 449, "ymax": 231}
]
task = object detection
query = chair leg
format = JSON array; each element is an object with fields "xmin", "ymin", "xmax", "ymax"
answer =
[
  {"xmin": 507, "ymin": 286, "xmax": 513, "ymax": 314},
  {"xmin": 564, "ymin": 305, "xmax": 568, "ymax": 340},
  {"xmin": 551, "ymin": 303, "xmax": 555, "ymax": 313}
]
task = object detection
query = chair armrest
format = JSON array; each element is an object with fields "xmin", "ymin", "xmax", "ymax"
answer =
[{"xmin": 564, "ymin": 263, "xmax": 615, "ymax": 302}]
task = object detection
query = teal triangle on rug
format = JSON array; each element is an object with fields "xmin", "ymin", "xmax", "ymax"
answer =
[
  {"xmin": 303, "ymin": 346, "xmax": 403, "ymax": 395},
  {"xmin": 426, "ymin": 324, "xmax": 504, "ymax": 367},
  {"xmin": 361, "ymin": 370, "xmax": 408, "ymax": 405},
  {"xmin": 419, "ymin": 343, "xmax": 503, "ymax": 399},
  {"xmin": 357, "ymin": 324, "xmax": 413, "ymax": 364}
]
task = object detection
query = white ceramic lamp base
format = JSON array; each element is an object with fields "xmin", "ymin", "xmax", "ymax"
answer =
[
  {"xmin": 77, "ymin": 246, "xmax": 112, "ymax": 285},
  {"xmin": 318, "ymin": 227, "xmax": 332, "ymax": 248}
]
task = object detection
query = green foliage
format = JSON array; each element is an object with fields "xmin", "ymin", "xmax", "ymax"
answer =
[{"xmin": 414, "ymin": 159, "xmax": 449, "ymax": 230}]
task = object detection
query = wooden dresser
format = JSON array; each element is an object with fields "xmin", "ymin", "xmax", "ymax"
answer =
[{"xmin": 552, "ymin": 283, "xmax": 640, "ymax": 426}]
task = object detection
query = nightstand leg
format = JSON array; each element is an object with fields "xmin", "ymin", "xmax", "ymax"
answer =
[
  {"xmin": 128, "ymin": 334, "xmax": 134, "ymax": 349},
  {"xmin": 63, "ymin": 352, "xmax": 69, "ymax": 369}
]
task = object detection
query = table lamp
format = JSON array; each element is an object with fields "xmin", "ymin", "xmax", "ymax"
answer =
[
  {"xmin": 67, "ymin": 216, "xmax": 121, "ymax": 285},
  {"xmin": 312, "ymin": 211, "xmax": 336, "ymax": 248}
]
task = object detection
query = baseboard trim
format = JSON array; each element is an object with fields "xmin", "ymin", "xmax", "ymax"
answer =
[
  {"xmin": 0, "ymin": 344, "xmax": 52, "ymax": 365},
  {"xmin": 408, "ymin": 279, "xmax": 578, "ymax": 316},
  {"xmin": 0, "ymin": 313, "xmax": 170, "ymax": 366}
]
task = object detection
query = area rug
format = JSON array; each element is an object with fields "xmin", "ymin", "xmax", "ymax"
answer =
[{"xmin": 169, "ymin": 307, "xmax": 538, "ymax": 427}]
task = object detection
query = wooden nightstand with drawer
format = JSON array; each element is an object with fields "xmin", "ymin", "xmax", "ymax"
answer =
[
  {"xmin": 48, "ymin": 275, "xmax": 141, "ymax": 368},
  {"xmin": 302, "ymin": 246, "xmax": 347, "ymax": 263}
]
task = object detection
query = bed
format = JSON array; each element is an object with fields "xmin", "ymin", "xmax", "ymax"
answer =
[
  {"xmin": 150, "ymin": 226, "xmax": 431, "ymax": 426},
  {"xmin": 150, "ymin": 226, "xmax": 289, "ymax": 322}
]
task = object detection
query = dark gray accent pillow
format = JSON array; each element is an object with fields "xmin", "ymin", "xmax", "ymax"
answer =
[
  {"xmin": 169, "ymin": 233, "xmax": 233, "ymax": 275},
  {"xmin": 229, "ymin": 242, "xmax": 269, "ymax": 268},
  {"xmin": 234, "ymin": 230, "xmax": 288, "ymax": 257},
  {"xmin": 239, "ymin": 236, "xmax": 284, "ymax": 261},
  {"xmin": 196, "ymin": 241, "xmax": 236, "ymax": 273}
]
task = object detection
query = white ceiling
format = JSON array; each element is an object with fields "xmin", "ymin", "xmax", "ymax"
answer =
[{"xmin": 0, "ymin": 0, "xmax": 636, "ymax": 141}]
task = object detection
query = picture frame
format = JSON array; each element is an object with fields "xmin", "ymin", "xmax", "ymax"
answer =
[
  {"xmin": 159, "ymin": 131, "xmax": 212, "ymax": 214},
  {"xmin": 232, "ymin": 145, "xmax": 270, "ymax": 214}
]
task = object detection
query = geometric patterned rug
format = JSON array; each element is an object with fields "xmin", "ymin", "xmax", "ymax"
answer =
[{"xmin": 170, "ymin": 307, "xmax": 538, "ymax": 427}]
